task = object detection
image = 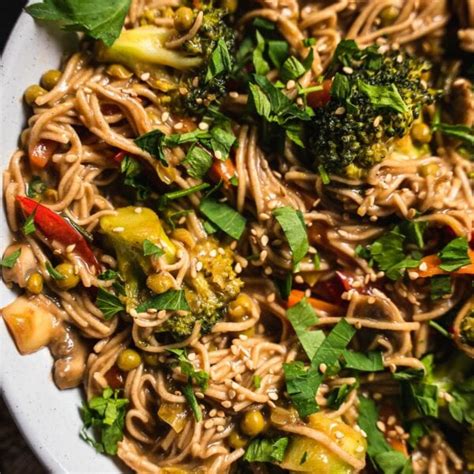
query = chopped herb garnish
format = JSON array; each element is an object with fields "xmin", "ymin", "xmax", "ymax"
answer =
[
  {"xmin": 27, "ymin": 176, "xmax": 46, "ymax": 198},
  {"xmin": 273, "ymin": 206, "xmax": 309, "ymax": 266},
  {"xmin": 430, "ymin": 275, "xmax": 452, "ymax": 300},
  {"xmin": 341, "ymin": 350, "xmax": 384, "ymax": 372},
  {"xmin": 134, "ymin": 129, "xmax": 166, "ymax": 164},
  {"xmin": 98, "ymin": 269, "xmax": 119, "ymax": 281},
  {"xmin": 26, "ymin": 0, "xmax": 131, "ymax": 46},
  {"xmin": 326, "ymin": 384, "xmax": 352, "ymax": 409},
  {"xmin": 0, "ymin": 249, "xmax": 21, "ymax": 269},
  {"xmin": 253, "ymin": 375, "xmax": 262, "ymax": 389},
  {"xmin": 183, "ymin": 145, "xmax": 213, "ymax": 179},
  {"xmin": 437, "ymin": 237, "xmax": 471, "ymax": 272},
  {"xmin": 205, "ymin": 39, "xmax": 232, "ymax": 82},
  {"xmin": 432, "ymin": 122, "xmax": 474, "ymax": 148},
  {"xmin": 168, "ymin": 348, "xmax": 209, "ymax": 391},
  {"xmin": 142, "ymin": 239, "xmax": 164, "ymax": 257},
  {"xmin": 182, "ymin": 384, "xmax": 202, "ymax": 421},
  {"xmin": 199, "ymin": 198, "xmax": 246, "ymax": 240},
  {"xmin": 45, "ymin": 262, "xmax": 66, "ymax": 280},
  {"xmin": 23, "ymin": 212, "xmax": 36, "ymax": 235},
  {"xmin": 158, "ymin": 183, "xmax": 210, "ymax": 210},
  {"xmin": 96, "ymin": 287, "xmax": 125, "ymax": 320},
  {"xmin": 357, "ymin": 79, "xmax": 409, "ymax": 114},
  {"xmin": 80, "ymin": 387, "xmax": 128, "ymax": 455},
  {"xmin": 136, "ymin": 289, "xmax": 190, "ymax": 313},
  {"xmin": 243, "ymin": 437, "xmax": 289, "ymax": 463}
]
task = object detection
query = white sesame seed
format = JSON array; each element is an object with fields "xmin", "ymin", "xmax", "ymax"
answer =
[
  {"xmin": 216, "ymin": 425, "xmax": 224, "ymax": 432},
  {"xmin": 264, "ymin": 266, "xmax": 272, "ymax": 275},
  {"xmin": 215, "ymin": 150, "xmax": 222, "ymax": 160},
  {"xmin": 222, "ymin": 400, "xmax": 232, "ymax": 408},
  {"xmin": 196, "ymin": 261, "xmax": 203, "ymax": 272},
  {"xmin": 129, "ymin": 308, "xmax": 138, "ymax": 317},
  {"xmin": 204, "ymin": 420, "xmax": 214, "ymax": 429},
  {"xmin": 387, "ymin": 416, "xmax": 396, "ymax": 426},
  {"xmin": 161, "ymin": 112, "xmax": 170, "ymax": 122},
  {"xmin": 335, "ymin": 431, "xmax": 344, "ymax": 439},
  {"xmin": 140, "ymin": 72, "xmax": 150, "ymax": 81},
  {"xmin": 267, "ymin": 293, "xmax": 276, "ymax": 303},
  {"xmin": 134, "ymin": 207, "xmax": 142, "ymax": 214},
  {"xmin": 209, "ymin": 249, "xmax": 217, "ymax": 257},
  {"xmin": 187, "ymin": 352, "xmax": 196, "ymax": 361},
  {"xmin": 174, "ymin": 122, "xmax": 183, "ymax": 130},
  {"xmin": 239, "ymin": 334, "xmax": 248, "ymax": 341},
  {"xmin": 261, "ymin": 235, "xmax": 269, "ymax": 247},
  {"xmin": 268, "ymin": 392, "xmax": 279, "ymax": 401},
  {"xmin": 373, "ymin": 392, "xmax": 383, "ymax": 401},
  {"xmin": 229, "ymin": 91, "xmax": 239, "ymax": 98},
  {"xmin": 198, "ymin": 122, "xmax": 209, "ymax": 130},
  {"xmin": 218, "ymin": 247, "xmax": 225, "ymax": 255},
  {"xmin": 419, "ymin": 262, "xmax": 428, "ymax": 271},
  {"xmin": 373, "ymin": 116, "xmax": 382, "ymax": 127},
  {"xmin": 294, "ymin": 275, "xmax": 304, "ymax": 284},
  {"xmin": 335, "ymin": 106, "xmax": 346, "ymax": 115},
  {"xmin": 376, "ymin": 421, "xmax": 386, "ymax": 432},
  {"xmin": 234, "ymin": 263, "xmax": 242, "ymax": 274},
  {"xmin": 112, "ymin": 226, "xmax": 124, "ymax": 233},
  {"xmin": 66, "ymin": 244, "xmax": 76, "ymax": 253},
  {"xmin": 342, "ymin": 66, "xmax": 353, "ymax": 74},
  {"xmin": 286, "ymin": 80, "xmax": 296, "ymax": 90},
  {"xmin": 209, "ymin": 409, "xmax": 217, "ymax": 417},
  {"xmin": 319, "ymin": 363, "xmax": 327, "ymax": 373}
]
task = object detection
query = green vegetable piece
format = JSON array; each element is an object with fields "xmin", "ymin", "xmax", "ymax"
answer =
[
  {"xmin": 199, "ymin": 198, "xmax": 246, "ymax": 240},
  {"xmin": 136, "ymin": 289, "xmax": 190, "ymax": 313},
  {"xmin": 96, "ymin": 287, "xmax": 125, "ymax": 320},
  {"xmin": 26, "ymin": 0, "xmax": 131, "ymax": 46},
  {"xmin": 0, "ymin": 249, "xmax": 21, "ymax": 269},
  {"xmin": 437, "ymin": 237, "xmax": 471, "ymax": 272},
  {"xmin": 182, "ymin": 384, "xmax": 202, "ymax": 421},
  {"xmin": 273, "ymin": 206, "xmax": 309, "ymax": 266},
  {"xmin": 243, "ymin": 437, "xmax": 289, "ymax": 463}
]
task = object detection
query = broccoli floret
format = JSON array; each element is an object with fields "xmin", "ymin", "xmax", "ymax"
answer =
[
  {"xmin": 160, "ymin": 237, "xmax": 243, "ymax": 339},
  {"xmin": 308, "ymin": 40, "xmax": 435, "ymax": 174},
  {"xmin": 460, "ymin": 311, "xmax": 474, "ymax": 346},
  {"xmin": 96, "ymin": 5, "xmax": 235, "ymax": 112}
]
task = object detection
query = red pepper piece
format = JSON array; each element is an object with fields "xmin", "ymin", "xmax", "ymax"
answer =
[
  {"xmin": 112, "ymin": 150, "xmax": 127, "ymax": 164},
  {"xmin": 307, "ymin": 79, "xmax": 332, "ymax": 109},
  {"xmin": 16, "ymin": 196, "xmax": 101, "ymax": 273},
  {"xmin": 208, "ymin": 157, "xmax": 237, "ymax": 187}
]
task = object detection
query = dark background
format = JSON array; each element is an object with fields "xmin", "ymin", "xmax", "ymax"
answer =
[{"xmin": 1, "ymin": 1, "xmax": 28, "ymax": 52}]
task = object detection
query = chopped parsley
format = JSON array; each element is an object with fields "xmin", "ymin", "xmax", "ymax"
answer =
[
  {"xmin": 45, "ymin": 262, "xmax": 66, "ymax": 280},
  {"xmin": 182, "ymin": 384, "xmax": 202, "ymax": 422},
  {"xmin": 80, "ymin": 388, "xmax": 128, "ymax": 455},
  {"xmin": 437, "ymin": 237, "xmax": 471, "ymax": 272},
  {"xmin": 243, "ymin": 437, "xmax": 289, "ymax": 463},
  {"xmin": 27, "ymin": 176, "xmax": 46, "ymax": 198},
  {"xmin": 168, "ymin": 348, "xmax": 209, "ymax": 391},
  {"xmin": 142, "ymin": 239, "xmax": 164, "ymax": 257},
  {"xmin": 23, "ymin": 212, "xmax": 36, "ymax": 236},
  {"xmin": 430, "ymin": 275, "xmax": 452, "ymax": 300}
]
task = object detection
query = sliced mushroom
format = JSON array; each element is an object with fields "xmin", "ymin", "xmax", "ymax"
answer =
[{"xmin": 2, "ymin": 243, "xmax": 37, "ymax": 288}]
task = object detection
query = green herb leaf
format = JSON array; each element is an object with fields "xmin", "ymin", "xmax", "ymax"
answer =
[
  {"xmin": 341, "ymin": 350, "xmax": 384, "ymax": 372},
  {"xmin": 45, "ymin": 262, "xmax": 66, "ymax": 280},
  {"xmin": 96, "ymin": 287, "xmax": 125, "ymax": 320},
  {"xmin": 120, "ymin": 155, "xmax": 151, "ymax": 200},
  {"xmin": 80, "ymin": 388, "xmax": 128, "ymax": 455},
  {"xmin": 286, "ymin": 298, "xmax": 324, "ymax": 360},
  {"xmin": 430, "ymin": 275, "xmax": 452, "ymax": 300},
  {"xmin": 357, "ymin": 79, "xmax": 409, "ymax": 114},
  {"xmin": 143, "ymin": 239, "xmax": 164, "ymax": 257},
  {"xmin": 98, "ymin": 269, "xmax": 119, "ymax": 280},
  {"xmin": 268, "ymin": 40, "xmax": 289, "ymax": 69},
  {"xmin": 432, "ymin": 122, "xmax": 474, "ymax": 148},
  {"xmin": 326, "ymin": 384, "xmax": 352, "ymax": 409},
  {"xmin": 134, "ymin": 129, "xmax": 166, "ymax": 164},
  {"xmin": 23, "ymin": 212, "xmax": 36, "ymax": 235},
  {"xmin": 449, "ymin": 378, "xmax": 474, "ymax": 424},
  {"xmin": 318, "ymin": 165, "xmax": 330, "ymax": 184},
  {"xmin": 243, "ymin": 437, "xmax": 289, "ymax": 463},
  {"xmin": 27, "ymin": 176, "xmax": 46, "ymax": 198},
  {"xmin": 168, "ymin": 348, "xmax": 209, "ymax": 391},
  {"xmin": 0, "ymin": 249, "xmax": 21, "ymax": 269},
  {"xmin": 437, "ymin": 237, "xmax": 471, "ymax": 272},
  {"xmin": 253, "ymin": 375, "xmax": 262, "ymax": 389},
  {"xmin": 331, "ymin": 73, "xmax": 350, "ymax": 100},
  {"xmin": 26, "ymin": 0, "xmax": 131, "ymax": 46},
  {"xmin": 158, "ymin": 182, "xmax": 210, "ymax": 210},
  {"xmin": 183, "ymin": 145, "xmax": 213, "ymax": 179},
  {"xmin": 276, "ymin": 274, "xmax": 292, "ymax": 300},
  {"xmin": 205, "ymin": 39, "xmax": 232, "ymax": 82},
  {"xmin": 281, "ymin": 56, "xmax": 306, "ymax": 83},
  {"xmin": 273, "ymin": 206, "xmax": 309, "ymax": 265},
  {"xmin": 253, "ymin": 30, "xmax": 270, "ymax": 76},
  {"xmin": 209, "ymin": 122, "xmax": 236, "ymax": 159},
  {"xmin": 402, "ymin": 382, "xmax": 438, "ymax": 418},
  {"xmin": 136, "ymin": 289, "xmax": 190, "ymax": 313},
  {"xmin": 199, "ymin": 198, "xmax": 246, "ymax": 240},
  {"xmin": 358, "ymin": 397, "xmax": 413, "ymax": 474},
  {"xmin": 182, "ymin": 384, "xmax": 202, "ymax": 421}
]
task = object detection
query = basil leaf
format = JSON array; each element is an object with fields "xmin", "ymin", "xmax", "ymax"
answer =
[
  {"xmin": 96, "ymin": 287, "xmax": 125, "ymax": 320},
  {"xmin": 205, "ymin": 39, "xmax": 232, "ymax": 82},
  {"xmin": 46, "ymin": 262, "xmax": 66, "ymax": 280},
  {"xmin": 449, "ymin": 378, "xmax": 474, "ymax": 424},
  {"xmin": 287, "ymin": 298, "xmax": 324, "ymax": 360},
  {"xmin": 402, "ymin": 382, "xmax": 438, "ymax": 418},
  {"xmin": 184, "ymin": 145, "xmax": 213, "ymax": 179},
  {"xmin": 209, "ymin": 122, "xmax": 236, "ymax": 159},
  {"xmin": 357, "ymin": 79, "xmax": 409, "ymax": 114},
  {"xmin": 341, "ymin": 350, "xmax": 384, "ymax": 371},
  {"xmin": 276, "ymin": 274, "xmax": 292, "ymax": 300},
  {"xmin": 199, "ymin": 198, "xmax": 246, "ymax": 240},
  {"xmin": 268, "ymin": 40, "xmax": 289, "ymax": 69},
  {"xmin": 437, "ymin": 237, "xmax": 471, "ymax": 272},
  {"xmin": 430, "ymin": 275, "xmax": 452, "ymax": 300},
  {"xmin": 326, "ymin": 384, "xmax": 352, "ymax": 409},
  {"xmin": 168, "ymin": 348, "xmax": 209, "ymax": 391},
  {"xmin": 136, "ymin": 289, "xmax": 190, "ymax": 313},
  {"xmin": 281, "ymin": 56, "xmax": 306, "ymax": 83},
  {"xmin": 135, "ymin": 129, "xmax": 166, "ymax": 164},
  {"xmin": 273, "ymin": 206, "xmax": 309, "ymax": 265},
  {"xmin": 98, "ymin": 269, "xmax": 119, "ymax": 280},
  {"xmin": 143, "ymin": 239, "xmax": 164, "ymax": 257},
  {"xmin": 164, "ymin": 129, "xmax": 210, "ymax": 147},
  {"xmin": 243, "ymin": 437, "xmax": 289, "ymax": 463},
  {"xmin": 26, "ymin": 0, "xmax": 130, "ymax": 46},
  {"xmin": 0, "ymin": 249, "xmax": 21, "ymax": 269},
  {"xmin": 120, "ymin": 155, "xmax": 151, "ymax": 200}
]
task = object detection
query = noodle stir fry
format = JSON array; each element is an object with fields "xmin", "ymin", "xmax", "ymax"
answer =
[{"xmin": 1, "ymin": 0, "xmax": 474, "ymax": 472}]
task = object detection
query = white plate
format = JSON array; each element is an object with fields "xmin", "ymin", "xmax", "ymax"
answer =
[{"xmin": 1, "ymin": 10, "xmax": 123, "ymax": 474}]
